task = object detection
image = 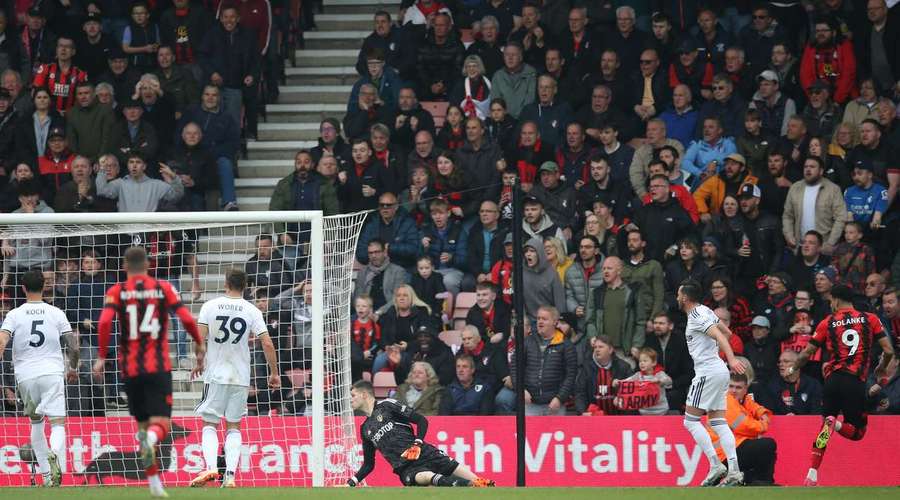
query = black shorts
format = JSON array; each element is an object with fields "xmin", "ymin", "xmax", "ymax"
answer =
[
  {"xmin": 823, "ymin": 371, "xmax": 867, "ymax": 428},
  {"xmin": 124, "ymin": 372, "xmax": 173, "ymax": 422},
  {"xmin": 397, "ymin": 443, "xmax": 460, "ymax": 486}
]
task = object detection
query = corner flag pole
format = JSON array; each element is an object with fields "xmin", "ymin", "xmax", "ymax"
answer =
[{"xmin": 512, "ymin": 180, "xmax": 526, "ymax": 487}]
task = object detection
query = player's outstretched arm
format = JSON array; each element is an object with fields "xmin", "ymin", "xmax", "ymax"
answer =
[
  {"xmin": 348, "ymin": 439, "xmax": 377, "ymax": 486},
  {"xmin": 709, "ymin": 323, "xmax": 745, "ymax": 374}
]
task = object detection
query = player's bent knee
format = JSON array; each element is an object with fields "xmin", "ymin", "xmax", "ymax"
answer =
[{"xmin": 414, "ymin": 471, "xmax": 435, "ymax": 486}]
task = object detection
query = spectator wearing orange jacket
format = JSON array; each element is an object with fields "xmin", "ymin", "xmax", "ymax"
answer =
[{"xmin": 707, "ymin": 371, "xmax": 778, "ymax": 485}]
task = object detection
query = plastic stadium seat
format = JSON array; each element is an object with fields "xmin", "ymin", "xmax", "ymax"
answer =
[
  {"xmin": 421, "ymin": 101, "xmax": 449, "ymax": 130},
  {"xmin": 372, "ymin": 371, "xmax": 397, "ymax": 398},
  {"xmin": 439, "ymin": 329, "xmax": 463, "ymax": 348},
  {"xmin": 452, "ymin": 292, "xmax": 476, "ymax": 329}
]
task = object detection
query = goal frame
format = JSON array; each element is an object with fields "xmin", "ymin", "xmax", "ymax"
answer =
[{"xmin": 0, "ymin": 210, "xmax": 330, "ymax": 487}]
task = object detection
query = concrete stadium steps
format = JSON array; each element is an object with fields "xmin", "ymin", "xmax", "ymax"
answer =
[
  {"xmin": 294, "ymin": 49, "xmax": 359, "ymax": 67},
  {"xmin": 323, "ymin": 0, "xmax": 400, "ymax": 15},
  {"xmin": 315, "ymin": 14, "xmax": 373, "ymax": 31},
  {"xmin": 304, "ymin": 30, "xmax": 373, "ymax": 49},
  {"xmin": 237, "ymin": 159, "xmax": 294, "ymax": 178},
  {"xmin": 265, "ymin": 103, "xmax": 346, "ymax": 123},
  {"xmin": 258, "ymin": 122, "xmax": 322, "ymax": 141},
  {"xmin": 246, "ymin": 140, "xmax": 318, "ymax": 159},
  {"xmin": 285, "ymin": 66, "xmax": 359, "ymax": 85},
  {"xmin": 276, "ymin": 84, "xmax": 352, "ymax": 103}
]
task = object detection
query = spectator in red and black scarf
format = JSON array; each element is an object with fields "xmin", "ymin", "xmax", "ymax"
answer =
[
  {"xmin": 509, "ymin": 120, "xmax": 553, "ymax": 191},
  {"xmin": 435, "ymin": 105, "xmax": 466, "ymax": 152}
]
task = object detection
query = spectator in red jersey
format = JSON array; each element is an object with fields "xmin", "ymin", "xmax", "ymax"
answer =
[
  {"xmin": 92, "ymin": 246, "xmax": 204, "ymax": 498},
  {"xmin": 799, "ymin": 15, "xmax": 857, "ymax": 105},
  {"xmin": 37, "ymin": 126, "xmax": 74, "ymax": 196},
  {"xmin": 160, "ymin": 0, "xmax": 212, "ymax": 80},
  {"xmin": 831, "ymin": 222, "xmax": 877, "ymax": 293},
  {"xmin": 575, "ymin": 335, "xmax": 635, "ymax": 415},
  {"xmin": 32, "ymin": 36, "xmax": 87, "ymax": 116}
]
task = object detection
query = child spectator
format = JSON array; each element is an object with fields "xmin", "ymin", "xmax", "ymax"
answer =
[
  {"xmin": 410, "ymin": 255, "xmax": 448, "ymax": 318},
  {"xmin": 831, "ymin": 221, "xmax": 876, "ymax": 293},
  {"xmin": 350, "ymin": 295, "xmax": 381, "ymax": 382},
  {"xmin": 614, "ymin": 347, "xmax": 672, "ymax": 415}
]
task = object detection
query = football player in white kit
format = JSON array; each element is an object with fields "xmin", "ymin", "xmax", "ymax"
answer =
[
  {"xmin": 0, "ymin": 270, "xmax": 78, "ymax": 487},
  {"xmin": 190, "ymin": 269, "xmax": 280, "ymax": 488},
  {"xmin": 676, "ymin": 280, "xmax": 746, "ymax": 487}
]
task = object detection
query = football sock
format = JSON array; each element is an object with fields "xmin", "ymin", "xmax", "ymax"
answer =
[
  {"xmin": 684, "ymin": 415, "xmax": 718, "ymax": 467},
  {"xmin": 148, "ymin": 473, "xmax": 164, "ymax": 490},
  {"xmin": 49, "ymin": 424, "xmax": 66, "ymax": 458},
  {"xmin": 836, "ymin": 421, "xmax": 866, "ymax": 441},
  {"xmin": 147, "ymin": 423, "xmax": 168, "ymax": 447},
  {"xmin": 202, "ymin": 426, "xmax": 219, "ymax": 472},
  {"xmin": 709, "ymin": 418, "xmax": 740, "ymax": 473},
  {"xmin": 225, "ymin": 429, "xmax": 242, "ymax": 475},
  {"xmin": 430, "ymin": 473, "xmax": 471, "ymax": 486},
  {"xmin": 30, "ymin": 421, "xmax": 50, "ymax": 476}
]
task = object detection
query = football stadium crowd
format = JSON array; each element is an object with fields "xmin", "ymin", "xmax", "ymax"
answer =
[{"xmin": 0, "ymin": 1, "xmax": 898, "ymax": 428}]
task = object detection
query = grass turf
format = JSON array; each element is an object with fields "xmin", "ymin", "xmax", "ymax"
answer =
[{"xmin": 9, "ymin": 487, "xmax": 899, "ymax": 500}]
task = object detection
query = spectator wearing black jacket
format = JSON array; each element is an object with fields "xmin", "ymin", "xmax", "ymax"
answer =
[
  {"xmin": 603, "ymin": 5, "xmax": 651, "ymax": 77},
  {"xmin": 644, "ymin": 312, "xmax": 694, "ymax": 412},
  {"xmin": 343, "ymin": 83, "xmax": 395, "ymax": 141},
  {"xmin": 73, "ymin": 12, "xmax": 112, "ymax": 81},
  {"xmin": 97, "ymin": 47, "xmax": 141, "ymax": 110},
  {"xmin": 198, "ymin": 5, "xmax": 260, "ymax": 138},
  {"xmin": 509, "ymin": 305, "xmax": 577, "ymax": 415},
  {"xmin": 310, "ymin": 117, "xmax": 351, "ymax": 169},
  {"xmin": 53, "ymin": 155, "xmax": 115, "ymax": 213},
  {"xmin": 356, "ymin": 11, "xmax": 417, "ymax": 83},
  {"xmin": 154, "ymin": 45, "xmax": 200, "ymax": 119},
  {"xmin": 464, "ymin": 15, "xmax": 504, "ymax": 78},
  {"xmin": 391, "ymin": 87, "xmax": 436, "ymax": 152},
  {"xmin": 574, "ymin": 335, "xmax": 635, "ymax": 415},
  {"xmin": 465, "ymin": 282, "xmax": 512, "ymax": 344},
  {"xmin": 372, "ymin": 285, "xmax": 441, "ymax": 373},
  {"xmin": 557, "ymin": 6, "xmax": 600, "ymax": 81},
  {"xmin": 735, "ymin": 183, "xmax": 784, "ymax": 295},
  {"xmin": 394, "ymin": 327, "xmax": 455, "ymax": 387},
  {"xmin": 159, "ymin": 0, "xmax": 211, "ymax": 80},
  {"xmin": 337, "ymin": 138, "xmax": 384, "ymax": 213},
  {"xmin": 166, "ymin": 122, "xmax": 218, "ymax": 211},
  {"xmin": 630, "ymin": 48, "xmax": 671, "ymax": 123},
  {"xmin": 577, "ymin": 155, "xmax": 636, "ymax": 224},
  {"xmin": 13, "ymin": 87, "xmax": 64, "ymax": 165},
  {"xmin": 631, "ymin": 174, "xmax": 696, "ymax": 263},
  {"xmin": 415, "ymin": 13, "xmax": 464, "ymax": 101},
  {"xmin": 460, "ymin": 325, "xmax": 509, "ymax": 390}
]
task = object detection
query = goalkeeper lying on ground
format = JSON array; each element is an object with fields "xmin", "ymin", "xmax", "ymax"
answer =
[{"xmin": 348, "ymin": 380, "xmax": 496, "ymax": 487}]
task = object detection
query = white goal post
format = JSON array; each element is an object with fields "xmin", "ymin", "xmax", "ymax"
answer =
[{"xmin": 0, "ymin": 210, "xmax": 368, "ymax": 488}]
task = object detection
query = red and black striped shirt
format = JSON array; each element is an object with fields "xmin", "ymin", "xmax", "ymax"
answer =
[
  {"xmin": 32, "ymin": 62, "xmax": 88, "ymax": 115},
  {"xmin": 97, "ymin": 274, "xmax": 200, "ymax": 378},
  {"xmin": 811, "ymin": 307, "xmax": 886, "ymax": 382}
]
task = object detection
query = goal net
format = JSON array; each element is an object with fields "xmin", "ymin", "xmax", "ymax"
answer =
[{"xmin": 0, "ymin": 210, "xmax": 368, "ymax": 487}]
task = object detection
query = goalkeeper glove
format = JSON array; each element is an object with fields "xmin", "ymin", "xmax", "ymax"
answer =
[
  {"xmin": 400, "ymin": 439, "xmax": 423, "ymax": 460},
  {"xmin": 347, "ymin": 477, "xmax": 359, "ymax": 487}
]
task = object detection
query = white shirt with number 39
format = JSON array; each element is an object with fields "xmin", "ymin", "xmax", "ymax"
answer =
[{"xmin": 197, "ymin": 296, "xmax": 267, "ymax": 387}]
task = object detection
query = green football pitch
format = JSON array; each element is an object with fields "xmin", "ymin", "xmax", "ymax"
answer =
[{"xmin": 10, "ymin": 487, "xmax": 899, "ymax": 500}]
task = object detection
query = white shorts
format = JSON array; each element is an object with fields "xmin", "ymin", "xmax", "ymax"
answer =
[
  {"xmin": 18, "ymin": 375, "xmax": 66, "ymax": 419},
  {"xmin": 686, "ymin": 371, "xmax": 729, "ymax": 412},
  {"xmin": 195, "ymin": 382, "xmax": 249, "ymax": 423}
]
